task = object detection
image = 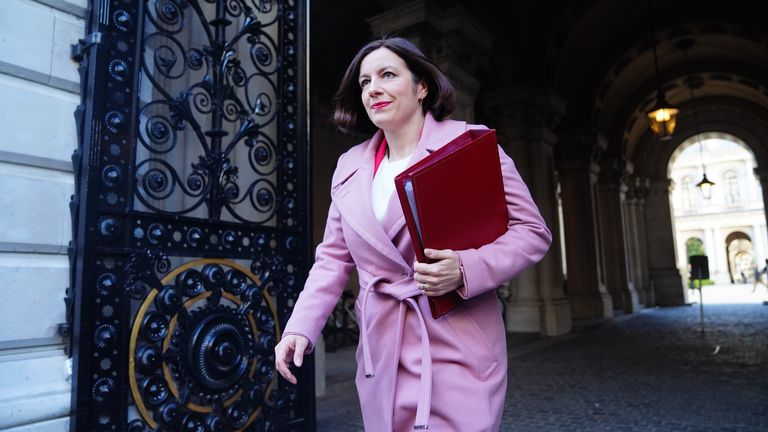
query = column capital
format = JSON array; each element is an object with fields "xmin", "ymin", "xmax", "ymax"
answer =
[
  {"xmin": 627, "ymin": 176, "xmax": 651, "ymax": 202},
  {"xmin": 481, "ymin": 86, "xmax": 566, "ymax": 132},
  {"xmin": 367, "ymin": 0, "xmax": 493, "ymax": 57},
  {"xmin": 754, "ymin": 167, "xmax": 768, "ymax": 185},
  {"xmin": 555, "ymin": 131, "xmax": 607, "ymax": 168},
  {"xmin": 599, "ymin": 158, "xmax": 633, "ymax": 186},
  {"xmin": 366, "ymin": 0, "xmax": 493, "ymax": 122},
  {"xmin": 649, "ymin": 178, "xmax": 675, "ymax": 194}
]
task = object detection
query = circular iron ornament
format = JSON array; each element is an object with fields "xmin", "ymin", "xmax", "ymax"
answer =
[
  {"xmin": 104, "ymin": 111, "xmax": 126, "ymax": 134},
  {"xmin": 92, "ymin": 377, "xmax": 116, "ymax": 403},
  {"xmin": 135, "ymin": 344, "xmax": 163, "ymax": 375},
  {"xmin": 129, "ymin": 259, "xmax": 280, "ymax": 430},
  {"xmin": 113, "ymin": 10, "xmax": 132, "ymax": 32},
  {"xmin": 98, "ymin": 217, "xmax": 121, "ymax": 241},
  {"xmin": 187, "ymin": 48, "xmax": 205, "ymax": 70},
  {"xmin": 147, "ymin": 223, "xmax": 165, "ymax": 244},
  {"xmin": 97, "ymin": 272, "xmax": 117, "ymax": 296},
  {"xmin": 108, "ymin": 59, "xmax": 129, "ymax": 81},
  {"xmin": 102, "ymin": 165, "xmax": 122, "ymax": 187},
  {"xmin": 127, "ymin": 419, "xmax": 147, "ymax": 432},
  {"xmin": 186, "ymin": 227, "xmax": 204, "ymax": 247},
  {"xmin": 94, "ymin": 324, "xmax": 117, "ymax": 349}
]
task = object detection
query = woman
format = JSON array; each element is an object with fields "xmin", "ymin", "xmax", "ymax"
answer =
[{"xmin": 275, "ymin": 36, "xmax": 552, "ymax": 431}]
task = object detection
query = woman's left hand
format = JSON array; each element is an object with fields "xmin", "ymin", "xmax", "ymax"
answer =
[{"xmin": 413, "ymin": 248, "xmax": 464, "ymax": 296}]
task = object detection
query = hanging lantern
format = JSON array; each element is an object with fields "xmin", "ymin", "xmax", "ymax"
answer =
[
  {"xmin": 646, "ymin": 89, "xmax": 678, "ymax": 140},
  {"xmin": 695, "ymin": 173, "xmax": 715, "ymax": 200}
]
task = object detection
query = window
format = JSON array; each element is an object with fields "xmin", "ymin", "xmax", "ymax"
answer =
[
  {"xmin": 723, "ymin": 170, "xmax": 740, "ymax": 203},
  {"xmin": 681, "ymin": 176, "xmax": 695, "ymax": 209}
]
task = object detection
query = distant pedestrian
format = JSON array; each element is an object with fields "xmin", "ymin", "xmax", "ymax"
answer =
[{"xmin": 751, "ymin": 261, "xmax": 767, "ymax": 293}]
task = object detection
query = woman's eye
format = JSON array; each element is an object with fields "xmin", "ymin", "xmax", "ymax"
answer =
[
  {"xmin": 360, "ymin": 79, "xmax": 370, "ymax": 88},
  {"xmin": 383, "ymin": 71, "xmax": 394, "ymax": 78}
]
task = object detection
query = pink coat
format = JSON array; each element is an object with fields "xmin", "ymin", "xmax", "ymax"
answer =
[{"xmin": 283, "ymin": 113, "xmax": 552, "ymax": 431}]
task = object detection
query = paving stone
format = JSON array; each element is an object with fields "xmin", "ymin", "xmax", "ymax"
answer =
[{"xmin": 317, "ymin": 304, "xmax": 768, "ymax": 431}]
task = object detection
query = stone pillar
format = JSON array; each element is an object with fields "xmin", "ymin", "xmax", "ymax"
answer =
[
  {"xmin": 754, "ymin": 168, "xmax": 768, "ymax": 266},
  {"xmin": 366, "ymin": 0, "xmax": 493, "ymax": 121},
  {"xmin": 704, "ymin": 228, "xmax": 719, "ymax": 278},
  {"xmin": 481, "ymin": 87, "xmax": 572, "ymax": 336},
  {"xmin": 631, "ymin": 178, "xmax": 653, "ymax": 305},
  {"xmin": 751, "ymin": 224, "xmax": 765, "ymax": 264},
  {"xmin": 598, "ymin": 159, "xmax": 640, "ymax": 313},
  {"xmin": 755, "ymin": 168, "xmax": 768, "ymax": 234},
  {"xmin": 556, "ymin": 132, "xmax": 613, "ymax": 319},
  {"xmin": 626, "ymin": 178, "xmax": 648, "ymax": 306},
  {"xmin": 646, "ymin": 179, "xmax": 686, "ymax": 305}
]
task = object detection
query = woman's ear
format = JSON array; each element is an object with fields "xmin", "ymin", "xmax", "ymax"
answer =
[{"xmin": 417, "ymin": 80, "xmax": 428, "ymax": 101}]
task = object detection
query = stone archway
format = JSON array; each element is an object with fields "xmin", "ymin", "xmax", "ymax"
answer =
[{"xmin": 725, "ymin": 231, "xmax": 753, "ymax": 283}]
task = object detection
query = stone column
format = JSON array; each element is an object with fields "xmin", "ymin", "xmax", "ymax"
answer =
[
  {"xmin": 715, "ymin": 228, "xmax": 729, "ymax": 282},
  {"xmin": 626, "ymin": 178, "xmax": 648, "ymax": 306},
  {"xmin": 556, "ymin": 132, "xmax": 613, "ymax": 319},
  {"xmin": 704, "ymin": 228, "xmax": 719, "ymax": 278},
  {"xmin": 755, "ymin": 168, "xmax": 768, "ymax": 234},
  {"xmin": 646, "ymin": 179, "xmax": 686, "ymax": 305},
  {"xmin": 751, "ymin": 224, "xmax": 765, "ymax": 263},
  {"xmin": 632, "ymin": 178, "xmax": 653, "ymax": 305},
  {"xmin": 598, "ymin": 159, "xmax": 640, "ymax": 313},
  {"xmin": 481, "ymin": 87, "xmax": 572, "ymax": 335},
  {"xmin": 366, "ymin": 0, "xmax": 493, "ymax": 121},
  {"xmin": 754, "ymin": 168, "xmax": 768, "ymax": 267}
]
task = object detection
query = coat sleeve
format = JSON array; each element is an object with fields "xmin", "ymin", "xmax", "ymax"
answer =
[
  {"xmin": 454, "ymin": 145, "xmax": 552, "ymax": 300},
  {"xmin": 281, "ymin": 156, "xmax": 356, "ymax": 350}
]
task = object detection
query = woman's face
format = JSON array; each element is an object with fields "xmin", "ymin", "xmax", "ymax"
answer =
[{"xmin": 358, "ymin": 47, "xmax": 427, "ymax": 131}]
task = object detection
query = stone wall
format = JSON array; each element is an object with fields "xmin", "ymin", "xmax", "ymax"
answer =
[{"xmin": 0, "ymin": 0, "xmax": 85, "ymax": 430}]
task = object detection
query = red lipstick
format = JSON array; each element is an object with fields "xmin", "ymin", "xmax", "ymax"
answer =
[{"xmin": 371, "ymin": 101, "xmax": 391, "ymax": 110}]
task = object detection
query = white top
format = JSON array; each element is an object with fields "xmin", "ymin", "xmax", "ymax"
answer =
[{"xmin": 371, "ymin": 154, "xmax": 412, "ymax": 223}]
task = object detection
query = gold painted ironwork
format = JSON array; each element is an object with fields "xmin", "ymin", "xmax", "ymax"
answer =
[{"xmin": 128, "ymin": 258, "xmax": 281, "ymax": 430}]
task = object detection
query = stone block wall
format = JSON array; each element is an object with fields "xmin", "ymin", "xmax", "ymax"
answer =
[{"xmin": 0, "ymin": 0, "xmax": 85, "ymax": 430}]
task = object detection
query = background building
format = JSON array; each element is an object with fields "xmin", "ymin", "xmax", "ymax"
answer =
[{"xmin": 670, "ymin": 133, "xmax": 766, "ymax": 284}]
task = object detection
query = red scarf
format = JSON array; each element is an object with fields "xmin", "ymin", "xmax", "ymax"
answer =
[{"xmin": 374, "ymin": 137, "xmax": 388, "ymax": 176}]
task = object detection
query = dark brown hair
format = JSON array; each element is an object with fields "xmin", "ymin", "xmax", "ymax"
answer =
[{"xmin": 332, "ymin": 36, "xmax": 455, "ymax": 134}]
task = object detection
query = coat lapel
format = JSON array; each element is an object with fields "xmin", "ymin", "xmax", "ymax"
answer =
[
  {"xmin": 332, "ymin": 114, "xmax": 469, "ymax": 270},
  {"xmin": 379, "ymin": 113, "xmax": 468, "ymax": 241},
  {"xmin": 332, "ymin": 131, "xmax": 412, "ymax": 271}
]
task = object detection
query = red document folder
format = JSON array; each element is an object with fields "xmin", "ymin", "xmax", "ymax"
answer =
[{"xmin": 394, "ymin": 129, "xmax": 508, "ymax": 318}]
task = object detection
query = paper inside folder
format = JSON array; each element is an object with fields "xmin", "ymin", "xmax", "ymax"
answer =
[{"xmin": 404, "ymin": 179, "xmax": 424, "ymax": 251}]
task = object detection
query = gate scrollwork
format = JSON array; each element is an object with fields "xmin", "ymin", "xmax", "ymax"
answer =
[{"xmin": 69, "ymin": 0, "xmax": 308, "ymax": 430}]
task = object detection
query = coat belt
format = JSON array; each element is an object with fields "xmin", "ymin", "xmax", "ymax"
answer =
[{"xmin": 359, "ymin": 274, "xmax": 432, "ymax": 430}]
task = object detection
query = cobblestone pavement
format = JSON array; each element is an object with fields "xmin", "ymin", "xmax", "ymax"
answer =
[{"xmin": 316, "ymin": 302, "xmax": 768, "ymax": 431}]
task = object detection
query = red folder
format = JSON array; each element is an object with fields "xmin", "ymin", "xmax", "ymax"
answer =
[{"xmin": 394, "ymin": 129, "xmax": 508, "ymax": 318}]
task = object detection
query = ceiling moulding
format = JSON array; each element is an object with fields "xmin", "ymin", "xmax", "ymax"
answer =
[{"xmin": 366, "ymin": 0, "xmax": 493, "ymax": 52}]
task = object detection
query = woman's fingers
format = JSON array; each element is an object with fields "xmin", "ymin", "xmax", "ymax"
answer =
[
  {"xmin": 275, "ymin": 343, "xmax": 297, "ymax": 384},
  {"xmin": 424, "ymin": 248, "xmax": 455, "ymax": 261},
  {"xmin": 293, "ymin": 336, "xmax": 308, "ymax": 367},
  {"xmin": 274, "ymin": 335, "xmax": 309, "ymax": 385},
  {"xmin": 414, "ymin": 249, "xmax": 462, "ymax": 296},
  {"xmin": 421, "ymin": 284, "xmax": 454, "ymax": 297}
]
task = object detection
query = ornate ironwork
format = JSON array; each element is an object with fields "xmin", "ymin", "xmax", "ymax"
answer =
[
  {"xmin": 135, "ymin": 0, "xmax": 290, "ymax": 224},
  {"xmin": 126, "ymin": 257, "xmax": 291, "ymax": 430},
  {"xmin": 69, "ymin": 0, "xmax": 309, "ymax": 430}
]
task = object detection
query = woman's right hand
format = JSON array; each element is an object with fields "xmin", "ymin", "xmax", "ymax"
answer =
[{"xmin": 274, "ymin": 334, "xmax": 309, "ymax": 385}]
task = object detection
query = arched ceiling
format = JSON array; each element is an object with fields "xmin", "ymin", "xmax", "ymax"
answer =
[
  {"xmin": 311, "ymin": 0, "xmax": 768, "ymax": 180},
  {"xmin": 640, "ymin": 101, "xmax": 768, "ymax": 180},
  {"xmin": 546, "ymin": 0, "xmax": 768, "ymax": 167}
]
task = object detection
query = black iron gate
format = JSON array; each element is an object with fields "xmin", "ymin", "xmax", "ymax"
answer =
[{"xmin": 69, "ymin": 1, "xmax": 311, "ymax": 430}]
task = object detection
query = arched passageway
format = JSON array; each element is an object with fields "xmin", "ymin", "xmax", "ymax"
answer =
[
  {"xmin": 307, "ymin": 0, "xmax": 768, "ymax": 404},
  {"xmin": 669, "ymin": 133, "xmax": 765, "ymax": 285}
]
